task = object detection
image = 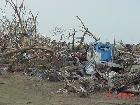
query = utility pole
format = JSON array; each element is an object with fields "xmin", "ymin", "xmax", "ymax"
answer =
[
  {"xmin": 68, "ymin": 28, "xmax": 77, "ymax": 51},
  {"xmin": 112, "ymin": 34, "xmax": 115, "ymax": 62}
]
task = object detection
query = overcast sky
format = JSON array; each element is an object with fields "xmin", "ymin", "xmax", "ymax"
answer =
[{"xmin": 0, "ymin": 0, "xmax": 140, "ymax": 44}]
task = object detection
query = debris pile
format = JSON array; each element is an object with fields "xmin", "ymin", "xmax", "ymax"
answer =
[{"xmin": 0, "ymin": 0, "xmax": 140, "ymax": 98}]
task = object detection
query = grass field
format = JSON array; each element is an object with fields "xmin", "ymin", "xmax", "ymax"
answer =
[{"xmin": 0, "ymin": 72, "xmax": 140, "ymax": 105}]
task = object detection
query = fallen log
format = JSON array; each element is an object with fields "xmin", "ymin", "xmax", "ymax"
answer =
[
  {"xmin": 124, "ymin": 89, "xmax": 140, "ymax": 94},
  {"xmin": 60, "ymin": 72, "xmax": 80, "ymax": 92},
  {"xmin": 62, "ymin": 66, "xmax": 79, "ymax": 72},
  {"xmin": 0, "ymin": 45, "xmax": 54, "ymax": 57}
]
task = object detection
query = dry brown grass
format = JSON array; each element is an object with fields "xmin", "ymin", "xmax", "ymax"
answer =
[{"xmin": 0, "ymin": 73, "xmax": 140, "ymax": 105}]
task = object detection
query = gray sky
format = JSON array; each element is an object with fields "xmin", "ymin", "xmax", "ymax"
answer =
[{"xmin": 0, "ymin": 0, "xmax": 140, "ymax": 44}]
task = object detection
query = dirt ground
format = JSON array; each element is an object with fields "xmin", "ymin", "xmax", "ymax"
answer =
[{"xmin": 0, "ymin": 72, "xmax": 140, "ymax": 105}]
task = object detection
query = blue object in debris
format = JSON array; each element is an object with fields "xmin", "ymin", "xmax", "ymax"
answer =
[{"xmin": 91, "ymin": 42, "xmax": 113, "ymax": 61}]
